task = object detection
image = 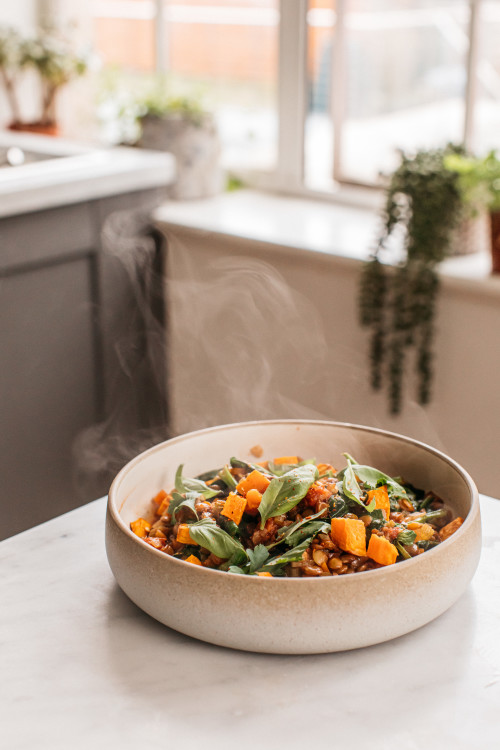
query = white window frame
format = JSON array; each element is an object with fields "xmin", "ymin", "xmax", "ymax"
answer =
[{"xmin": 91, "ymin": 0, "xmax": 487, "ymax": 205}]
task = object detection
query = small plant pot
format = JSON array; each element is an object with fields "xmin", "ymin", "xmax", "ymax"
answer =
[
  {"xmin": 489, "ymin": 210, "xmax": 500, "ymax": 274},
  {"xmin": 8, "ymin": 121, "xmax": 60, "ymax": 137},
  {"xmin": 139, "ymin": 113, "xmax": 223, "ymax": 200}
]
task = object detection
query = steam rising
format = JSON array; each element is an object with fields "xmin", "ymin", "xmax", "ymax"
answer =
[
  {"xmin": 167, "ymin": 252, "xmax": 330, "ymax": 434},
  {"xmin": 73, "ymin": 210, "xmax": 446, "ymax": 500}
]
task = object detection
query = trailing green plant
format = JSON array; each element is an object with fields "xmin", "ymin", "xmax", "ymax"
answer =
[{"xmin": 359, "ymin": 146, "xmax": 464, "ymax": 414}]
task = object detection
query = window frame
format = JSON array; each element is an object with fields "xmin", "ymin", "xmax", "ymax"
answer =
[{"xmin": 92, "ymin": 0, "xmax": 486, "ymax": 204}]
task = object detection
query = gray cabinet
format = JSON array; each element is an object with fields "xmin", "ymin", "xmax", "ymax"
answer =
[{"xmin": 0, "ymin": 188, "xmax": 167, "ymax": 539}]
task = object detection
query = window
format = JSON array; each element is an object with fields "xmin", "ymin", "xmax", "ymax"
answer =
[{"xmin": 91, "ymin": 0, "xmax": 500, "ymax": 196}]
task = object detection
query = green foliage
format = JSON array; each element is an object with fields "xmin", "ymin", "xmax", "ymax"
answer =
[
  {"xmin": 0, "ymin": 28, "xmax": 87, "ymax": 125},
  {"xmin": 137, "ymin": 88, "xmax": 207, "ymax": 126},
  {"xmin": 444, "ymin": 150, "xmax": 500, "ymax": 212},
  {"xmin": 359, "ymin": 146, "xmax": 464, "ymax": 414}
]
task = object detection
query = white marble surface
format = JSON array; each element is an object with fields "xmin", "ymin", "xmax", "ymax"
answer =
[
  {"xmin": 1, "ymin": 495, "xmax": 499, "ymax": 749},
  {"xmin": 0, "ymin": 130, "xmax": 175, "ymax": 217}
]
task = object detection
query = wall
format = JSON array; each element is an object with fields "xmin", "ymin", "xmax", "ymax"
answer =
[{"xmin": 161, "ymin": 224, "xmax": 500, "ymax": 497}]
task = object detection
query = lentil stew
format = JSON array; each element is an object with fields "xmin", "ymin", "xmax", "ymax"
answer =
[{"xmin": 130, "ymin": 453, "xmax": 464, "ymax": 577}]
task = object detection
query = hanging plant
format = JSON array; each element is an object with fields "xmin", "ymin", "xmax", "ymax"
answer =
[{"xmin": 359, "ymin": 147, "xmax": 464, "ymax": 414}]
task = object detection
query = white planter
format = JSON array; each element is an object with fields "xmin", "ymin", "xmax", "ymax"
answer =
[{"xmin": 139, "ymin": 113, "xmax": 223, "ymax": 200}]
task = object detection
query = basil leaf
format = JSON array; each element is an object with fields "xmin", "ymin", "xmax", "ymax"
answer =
[
  {"xmin": 219, "ymin": 516, "xmax": 241, "ymax": 538},
  {"xmin": 228, "ymin": 565, "xmax": 248, "ymax": 575},
  {"xmin": 270, "ymin": 508, "xmax": 328, "ymax": 549},
  {"xmin": 220, "ymin": 465, "xmax": 237, "ymax": 489},
  {"xmin": 285, "ymin": 520, "xmax": 330, "ymax": 548},
  {"xmin": 187, "ymin": 519, "xmax": 247, "ymax": 560},
  {"xmin": 346, "ymin": 464, "xmax": 408, "ymax": 499},
  {"xmin": 417, "ymin": 539, "xmax": 439, "ymax": 551},
  {"xmin": 367, "ymin": 508, "xmax": 386, "ymax": 530},
  {"xmin": 247, "ymin": 544, "xmax": 270, "ymax": 573},
  {"xmin": 168, "ymin": 491, "xmax": 200, "ymax": 523},
  {"xmin": 395, "ymin": 540, "xmax": 411, "ymax": 560},
  {"xmin": 175, "ymin": 464, "xmax": 220, "ymax": 499},
  {"xmin": 267, "ymin": 458, "xmax": 316, "ymax": 477},
  {"xmin": 262, "ymin": 537, "xmax": 312, "ymax": 569},
  {"xmin": 396, "ymin": 529, "xmax": 417, "ymax": 545},
  {"xmin": 340, "ymin": 461, "xmax": 365, "ymax": 506},
  {"xmin": 230, "ymin": 457, "xmax": 272, "ymax": 476},
  {"xmin": 258, "ymin": 464, "xmax": 318, "ymax": 528},
  {"xmin": 329, "ymin": 495, "xmax": 349, "ymax": 518}
]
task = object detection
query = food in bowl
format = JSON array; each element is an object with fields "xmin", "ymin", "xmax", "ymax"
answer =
[{"xmin": 130, "ymin": 453, "xmax": 464, "ymax": 578}]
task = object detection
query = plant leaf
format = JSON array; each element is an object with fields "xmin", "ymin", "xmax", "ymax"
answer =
[
  {"xmin": 230, "ymin": 457, "xmax": 272, "ymax": 475},
  {"xmin": 286, "ymin": 520, "xmax": 330, "ymax": 548},
  {"xmin": 396, "ymin": 529, "xmax": 417, "ymax": 545},
  {"xmin": 168, "ymin": 491, "xmax": 200, "ymax": 523},
  {"xmin": 247, "ymin": 544, "xmax": 270, "ymax": 573},
  {"xmin": 187, "ymin": 519, "xmax": 247, "ymax": 560},
  {"xmin": 262, "ymin": 537, "xmax": 312, "ymax": 570},
  {"xmin": 270, "ymin": 507, "xmax": 328, "ymax": 549},
  {"xmin": 175, "ymin": 464, "xmax": 220, "ymax": 499},
  {"xmin": 266, "ymin": 458, "xmax": 316, "ymax": 477},
  {"xmin": 258, "ymin": 464, "xmax": 319, "ymax": 528},
  {"xmin": 346, "ymin": 464, "xmax": 408, "ymax": 498},
  {"xmin": 220, "ymin": 465, "xmax": 237, "ymax": 489}
]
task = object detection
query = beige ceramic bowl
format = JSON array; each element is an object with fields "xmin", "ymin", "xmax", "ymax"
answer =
[{"xmin": 106, "ymin": 420, "xmax": 481, "ymax": 654}]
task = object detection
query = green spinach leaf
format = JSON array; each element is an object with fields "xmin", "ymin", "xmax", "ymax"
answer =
[
  {"xmin": 220, "ymin": 465, "xmax": 237, "ymax": 489},
  {"xmin": 258, "ymin": 464, "xmax": 319, "ymax": 528},
  {"xmin": 262, "ymin": 537, "xmax": 312, "ymax": 570},
  {"xmin": 187, "ymin": 519, "xmax": 247, "ymax": 560},
  {"xmin": 396, "ymin": 529, "xmax": 417, "ymax": 545},
  {"xmin": 247, "ymin": 544, "xmax": 270, "ymax": 573},
  {"xmin": 167, "ymin": 491, "xmax": 200, "ymax": 523},
  {"xmin": 175, "ymin": 464, "xmax": 220, "ymax": 499},
  {"xmin": 270, "ymin": 508, "xmax": 328, "ymax": 549}
]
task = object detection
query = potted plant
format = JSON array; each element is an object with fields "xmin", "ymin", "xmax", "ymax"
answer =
[
  {"xmin": 444, "ymin": 150, "xmax": 500, "ymax": 273},
  {"xmin": 0, "ymin": 28, "xmax": 87, "ymax": 135},
  {"xmin": 359, "ymin": 146, "xmax": 464, "ymax": 415},
  {"xmin": 0, "ymin": 27, "xmax": 24, "ymax": 126},
  {"xmin": 137, "ymin": 89, "xmax": 223, "ymax": 200}
]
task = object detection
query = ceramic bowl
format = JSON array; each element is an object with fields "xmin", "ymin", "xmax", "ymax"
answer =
[{"xmin": 105, "ymin": 420, "xmax": 481, "ymax": 654}]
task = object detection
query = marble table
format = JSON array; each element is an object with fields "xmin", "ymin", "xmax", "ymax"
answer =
[{"xmin": 1, "ymin": 495, "xmax": 499, "ymax": 749}]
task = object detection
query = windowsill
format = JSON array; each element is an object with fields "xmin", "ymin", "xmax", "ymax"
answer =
[{"xmin": 154, "ymin": 189, "xmax": 500, "ymax": 299}]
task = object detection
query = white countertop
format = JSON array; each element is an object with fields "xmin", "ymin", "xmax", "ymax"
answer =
[
  {"xmin": 1, "ymin": 495, "xmax": 499, "ymax": 749},
  {"xmin": 0, "ymin": 130, "xmax": 175, "ymax": 217},
  {"xmin": 155, "ymin": 189, "xmax": 500, "ymax": 297}
]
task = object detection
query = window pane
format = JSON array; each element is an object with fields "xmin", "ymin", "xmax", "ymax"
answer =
[
  {"xmin": 93, "ymin": 0, "xmax": 156, "ymax": 71},
  {"xmin": 305, "ymin": 0, "xmax": 336, "ymax": 191},
  {"xmin": 162, "ymin": 0, "xmax": 279, "ymax": 171},
  {"xmin": 340, "ymin": 0, "xmax": 469, "ymax": 184},
  {"xmin": 474, "ymin": 1, "xmax": 500, "ymax": 154}
]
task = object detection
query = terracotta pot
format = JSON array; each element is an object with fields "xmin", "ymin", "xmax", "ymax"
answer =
[
  {"xmin": 7, "ymin": 121, "xmax": 60, "ymax": 137},
  {"xmin": 489, "ymin": 210, "xmax": 500, "ymax": 273}
]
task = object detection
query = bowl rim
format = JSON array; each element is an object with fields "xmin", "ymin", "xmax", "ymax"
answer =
[{"xmin": 107, "ymin": 419, "xmax": 480, "ymax": 583}]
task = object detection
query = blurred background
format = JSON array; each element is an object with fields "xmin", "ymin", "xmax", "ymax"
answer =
[{"xmin": 2, "ymin": 0, "xmax": 500, "ymax": 540}]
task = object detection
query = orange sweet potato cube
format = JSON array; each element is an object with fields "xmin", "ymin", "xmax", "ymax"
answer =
[
  {"xmin": 236, "ymin": 469, "xmax": 271, "ymax": 496},
  {"xmin": 367, "ymin": 485, "xmax": 391, "ymax": 520},
  {"xmin": 256, "ymin": 572, "xmax": 272, "ymax": 577},
  {"xmin": 176, "ymin": 524, "xmax": 198, "ymax": 545},
  {"xmin": 330, "ymin": 518, "xmax": 367, "ymax": 556},
  {"xmin": 273, "ymin": 456, "xmax": 299, "ymax": 465},
  {"xmin": 130, "ymin": 518, "xmax": 151, "ymax": 539},
  {"xmin": 185, "ymin": 554, "xmax": 201, "ymax": 565},
  {"xmin": 367, "ymin": 534, "xmax": 398, "ymax": 566},
  {"xmin": 221, "ymin": 492, "xmax": 247, "ymax": 525},
  {"xmin": 245, "ymin": 488, "xmax": 262, "ymax": 515}
]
